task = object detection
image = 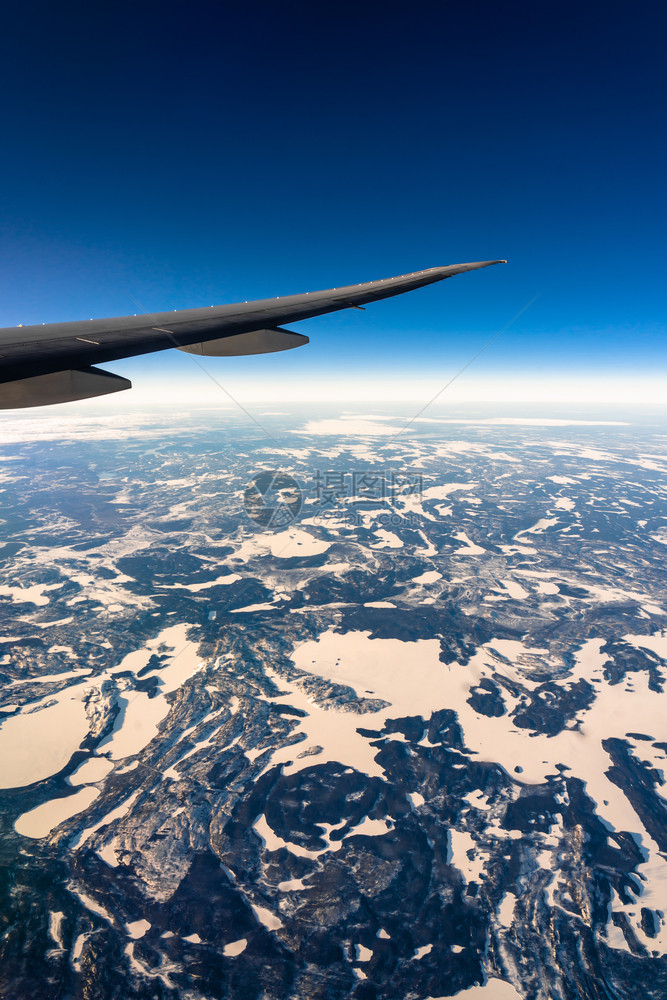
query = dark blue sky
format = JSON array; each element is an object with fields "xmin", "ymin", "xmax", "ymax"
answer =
[{"xmin": 1, "ymin": 1, "xmax": 665, "ymax": 402}]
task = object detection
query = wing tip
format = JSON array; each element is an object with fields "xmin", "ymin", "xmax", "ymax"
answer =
[
  {"xmin": 429, "ymin": 259, "xmax": 507, "ymax": 271},
  {"xmin": 424, "ymin": 258, "xmax": 507, "ymax": 277}
]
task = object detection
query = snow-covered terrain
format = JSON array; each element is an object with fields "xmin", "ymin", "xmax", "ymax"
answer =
[{"xmin": 1, "ymin": 405, "xmax": 666, "ymax": 1000}]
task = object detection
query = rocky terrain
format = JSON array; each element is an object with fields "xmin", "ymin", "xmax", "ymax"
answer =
[{"xmin": 0, "ymin": 405, "xmax": 666, "ymax": 999}]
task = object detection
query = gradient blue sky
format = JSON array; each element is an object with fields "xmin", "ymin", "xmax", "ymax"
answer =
[{"xmin": 1, "ymin": 1, "xmax": 665, "ymax": 404}]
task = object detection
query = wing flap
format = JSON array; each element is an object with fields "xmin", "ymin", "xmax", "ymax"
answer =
[
  {"xmin": 0, "ymin": 366, "xmax": 132, "ymax": 409},
  {"xmin": 177, "ymin": 327, "xmax": 309, "ymax": 357}
]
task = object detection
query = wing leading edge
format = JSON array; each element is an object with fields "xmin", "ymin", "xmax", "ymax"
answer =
[{"xmin": 0, "ymin": 259, "xmax": 505, "ymax": 407}]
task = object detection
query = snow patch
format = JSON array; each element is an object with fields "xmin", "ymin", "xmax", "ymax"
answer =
[
  {"xmin": 126, "ymin": 919, "xmax": 151, "ymax": 939},
  {"xmin": 223, "ymin": 938, "xmax": 247, "ymax": 956},
  {"xmin": 15, "ymin": 787, "xmax": 100, "ymax": 839}
]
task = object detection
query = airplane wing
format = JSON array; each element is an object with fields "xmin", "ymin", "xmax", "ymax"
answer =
[{"xmin": 0, "ymin": 259, "xmax": 505, "ymax": 408}]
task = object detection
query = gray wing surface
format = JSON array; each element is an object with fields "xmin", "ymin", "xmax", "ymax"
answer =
[{"xmin": 0, "ymin": 259, "xmax": 505, "ymax": 407}]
